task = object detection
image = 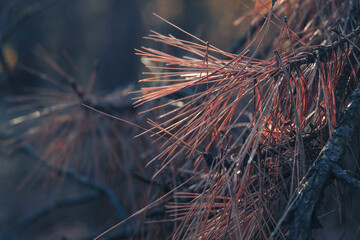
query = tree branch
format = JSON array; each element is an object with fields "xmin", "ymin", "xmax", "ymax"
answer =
[
  {"xmin": 132, "ymin": 171, "xmax": 169, "ymax": 190},
  {"xmin": 19, "ymin": 144, "xmax": 128, "ymax": 221},
  {"xmin": 0, "ymin": 193, "xmax": 98, "ymax": 240},
  {"xmin": 288, "ymin": 26, "xmax": 360, "ymax": 68},
  {"xmin": 331, "ymin": 162, "xmax": 360, "ymax": 190},
  {"xmin": 272, "ymin": 80, "xmax": 360, "ymax": 239}
]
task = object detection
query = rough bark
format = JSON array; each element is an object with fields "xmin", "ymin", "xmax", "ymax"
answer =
[{"xmin": 272, "ymin": 82, "xmax": 360, "ymax": 239}]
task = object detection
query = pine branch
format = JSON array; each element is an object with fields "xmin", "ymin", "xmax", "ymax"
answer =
[
  {"xmin": 288, "ymin": 26, "xmax": 360, "ymax": 68},
  {"xmin": 272, "ymin": 81, "xmax": 360, "ymax": 240}
]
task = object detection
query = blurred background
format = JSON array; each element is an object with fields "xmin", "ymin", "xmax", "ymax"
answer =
[
  {"xmin": 0, "ymin": 0, "xmax": 251, "ymax": 239},
  {"xmin": 0, "ymin": 0, "xmax": 249, "ymax": 92}
]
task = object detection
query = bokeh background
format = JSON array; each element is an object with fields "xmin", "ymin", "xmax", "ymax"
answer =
[
  {"xmin": 0, "ymin": 0, "xmax": 251, "ymax": 239},
  {"xmin": 0, "ymin": 0, "xmax": 249, "ymax": 92}
]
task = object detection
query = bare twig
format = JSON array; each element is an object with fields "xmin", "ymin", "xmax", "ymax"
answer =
[
  {"xmin": 0, "ymin": 46, "xmax": 11, "ymax": 79},
  {"xmin": 19, "ymin": 144, "xmax": 128, "ymax": 221},
  {"xmin": 0, "ymin": 193, "xmax": 99, "ymax": 240},
  {"xmin": 84, "ymin": 94, "xmax": 135, "ymax": 115},
  {"xmin": 132, "ymin": 171, "xmax": 168, "ymax": 190}
]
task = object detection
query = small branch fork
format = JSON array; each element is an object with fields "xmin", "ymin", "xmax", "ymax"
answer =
[
  {"xmin": 271, "ymin": 80, "xmax": 360, "ymax": 239},
  {"xmin": 19, "ymin": 144, "xmax": 127, "ymax": 221},
  {"xmin": 287, "ymin": 26, "xmax": 360, "ymax": 68},
  {"xmin": 330, "ymin": 163, "xmax": 360, "ymax": 191},
  {"xmin": 0, "ymin": 143, "xmax": 129, "ymax": 240}
]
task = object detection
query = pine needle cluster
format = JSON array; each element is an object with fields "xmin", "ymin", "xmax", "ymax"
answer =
[{"xmin": 133, "ymin": 0, "xmax": 360, "ymax": 239}]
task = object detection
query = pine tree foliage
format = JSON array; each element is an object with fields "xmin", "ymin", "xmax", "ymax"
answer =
[{"xmin": 132, "ymin": 0, "xmax": 360, "ymax": 239}]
